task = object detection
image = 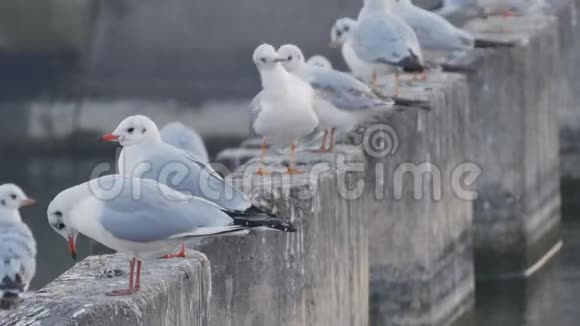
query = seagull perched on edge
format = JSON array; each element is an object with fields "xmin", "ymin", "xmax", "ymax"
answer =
[
  {"xmin": 277, "ymin": 44, "xmax": 397, "ymax": 152},
  {"xmin": 0, "ymin": 184, "xmax": 36, "ymax": 309},
  {"xmin": 392, "ymin": 0, "xmax": 517, "ymax": 52},
  {"xmin": 99, "ymin": 114, "xmax": 295, "ymax": 257},
  {"xmin": 249, "ymin": 43, "xmax": 319, "ymax": 175},
  {"xmin": 351, "ymin": 0, "xmax": 425, "ymax": 95},
  {"xmin": 330, "ymin": 17, "xmax": 396, "ymax": 84},
  {"xmin": 47, "ymin": 175, "xmax": 296, "ymax": 296}
]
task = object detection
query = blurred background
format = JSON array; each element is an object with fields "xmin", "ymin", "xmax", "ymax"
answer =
[{"xmin": 1, "ymin": 0, "xmax": 580, "ymax": 325}]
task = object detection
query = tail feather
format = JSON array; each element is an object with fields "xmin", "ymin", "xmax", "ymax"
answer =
[{"xmin": 474, "ymin": 38, "xmax": 517, "ymax": 48}]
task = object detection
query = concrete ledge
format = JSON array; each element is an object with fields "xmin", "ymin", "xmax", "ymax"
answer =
[
  {"xmin": 0, "ymin": 251, "xmax": 211, "ymax": 326},
  {"xmin": 194, "ymin": 146, "xmax": 369, "ymax": 326},
  {"xmin": 450, "ymin": 14, "xmax": 563, "ymax": 279}
]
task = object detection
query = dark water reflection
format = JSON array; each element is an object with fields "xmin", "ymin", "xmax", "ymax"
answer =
[{"xmin": 3, "ymin": 156, "xmax": 580, "ymax": 325}]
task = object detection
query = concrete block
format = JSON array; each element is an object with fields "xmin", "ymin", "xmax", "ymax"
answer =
[
  {"xmin": 0, "ymin": 251, "xmax": 211, "ymax": 326},
  {"xmin": 194, "ymin": 146, "xmax": 369, "ymax": 326},
  {"xmin": 348, "ymin": 73, "xmax": 474, "ymax": 325},
  {"xmin": 454, "ymin": 15, "xmax": 562, "ymax": 279}
]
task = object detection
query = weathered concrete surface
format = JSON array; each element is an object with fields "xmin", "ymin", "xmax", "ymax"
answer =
[
  {"xmin": 193, "ymin": 146, "xmax": 369, "ymax": 326},
  {"xmin": 449, "ymin": 15, "xmax": 562, "ymax": 279},
  {"xmin": 347, "ymin": 73, "xmax": 474, "ymax": 326},
  {"xmin": 0, "ymin": 251, "xmax": 211, "ymax": 326}
]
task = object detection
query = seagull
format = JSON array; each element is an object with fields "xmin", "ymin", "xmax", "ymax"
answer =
[
  {"xmin": 249, "ymin": 43, "xmax": 319, "ymax": 175},
  {"xmin": 393, "ymin": 0, "xmax": 517, "ymax": 52},
  {"xmin": 351, "ymin": 0, "xmax": 425, "ymax": 95},
  {"xmin": 0, "ymin": 184, "xmax": 36, "ymax": 309},
  {"xmin": 330, "ymin": 17, "xmax": 395, "ymax": 84},
  {"xmin": 47, "ymin": 175, "xmax": 296, "ymax": 296},
  {"xmin": 99, "ymin": 114, "xmax": 293, "ymax": 257},
  {"xmin": 306, "ymin": 55, "xmax": 333, "ymax": 69},
  {"xmin": 160, "ymin": 122, "xmax": 209, "ymax": 164},
  {"xmin": 277, "ymin": 44, "xmax": 396, "ymax": 152}
]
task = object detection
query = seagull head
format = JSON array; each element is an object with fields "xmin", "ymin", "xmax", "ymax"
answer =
[
  {"xmin": 253, "ymin": 43, "xmax": 283, "ymax": 70},
  {"xmin": 277, "ymin": 44, "xmax": 306, "ymax": 72},
  {"xmin": 100, "ymin": 115, "xmax": 161, "ymax": 147},
  {"xmin": 307, "ymin": 55, "xmax": 333, "ymax": 69},
  {"xmin": 0, "ymin": 183, "xmax": 35, "ymax": 213},
  {"xmin": 47, "ymin": 186, "xmax": 85, "ymax": 261},
  {"xmin": 330, "ymin": 18, "xmax": 356, "ymax": 48}
]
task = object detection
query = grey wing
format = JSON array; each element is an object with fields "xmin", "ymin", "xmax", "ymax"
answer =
[
  {"xmin": 160, "ymin": 122, "xmax": 209, "ymax": 164},
  {"xmin": 98, "ymin": 180, "xmax": 234, "ymax": 243},
  {"xmin": 249, "ymin": 92, "xmax": 264, "ymax": 137},
  {"xmin": 353, "ymin": 15, "xmax": 413, "ymax": 65},
  {"xmin": 308, "ymin": 68, "xmax": 395, "ymax": 111},
  {"xmin": 0, "ymin": 223, "xmax": 36, "ymax": 296},
  {"xmin": 409, "ymin": 10, "xmax": 473, "ymax": 50},
  {"xmin": 142, "ymin": 147, "xmax": 252, "ymax": 212}
]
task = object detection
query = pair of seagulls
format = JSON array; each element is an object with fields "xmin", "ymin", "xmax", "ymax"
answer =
[
  {"xmin": 250, "ymin": 43, "xmax": 406, "ymax": 175},
  {"xmin": 45, "ymin": 116, "xmax": 296, "ymax": 296}
]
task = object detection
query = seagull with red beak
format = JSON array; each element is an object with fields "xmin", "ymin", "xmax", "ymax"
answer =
[
  {"xmin": 0, "ymin": 183, "xmax": 37, "ymax": 309},
  {"xmin": 47, "ymin": 175, "xmax": 296, "ymax": 296}
]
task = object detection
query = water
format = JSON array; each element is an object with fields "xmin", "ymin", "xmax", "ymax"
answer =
[{"xmin": 3, "ymin": 155, "xmax": 580, "ymax": 325}]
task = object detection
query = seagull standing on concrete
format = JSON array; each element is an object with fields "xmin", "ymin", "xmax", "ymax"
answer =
[
  {"xmin": 249, "ymin": 43, "xmax": 319, "ymax": 175},
  {"xmin": 100, "ymin": 115, "xmax": 294, "ymax": 257},
  {"xmin": 160, "ymin": 122, "xmax": 209, "ymax": 164},
  {"xmin": 330, "ymin": 17, "xmax": 395, "ymax": 84},
  {"xmin": 306, "ymin": 55, "xmax": 333, "ymax": 69},
  {"xmin": 277, "ymin": 44, "xmax": 396, "ymax": 152},
  {"xmin": 0, "ymin": 184, "xmax": 36, "ymax": 309},
  {"xmin": 351, "ymin": 0, "xmax": 425, "ymax": 95},
  {"xmin": 47, "ymin": 175, "xmax": 296, "ymax": 296}
]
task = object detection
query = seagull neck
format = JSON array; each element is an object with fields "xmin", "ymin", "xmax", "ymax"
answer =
[
  {"xmin": 0, "ymin": 208, "xmax": 22, "ymax": 223},
  {"xmin": 260, "ymin": 65, "xmax": 290, "ymax": 94}
]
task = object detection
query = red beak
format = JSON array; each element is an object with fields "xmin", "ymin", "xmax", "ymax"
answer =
[
  {"xmin": 99, "ymin": 133, "xmax": 119, "ymax": 143},
  {"xmin": 20, "ymin": 198, "xmax": 36, "ymax": 207},
  {"xmin": 68, "ymin": 235, "xmax": 77, "ymax": 261}
]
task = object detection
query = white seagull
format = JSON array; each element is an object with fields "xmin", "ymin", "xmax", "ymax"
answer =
[
  {"xmin": 277, "ymin": 44, "xmax": 396, "ymax": 152},
  {"xmin": 249, "ymin": 43, "xmax": 319, "ymax": 175},
  {"xmin": 350, "ymin": 0, "xmax": 425, "ymax": 94},
  {"xmin": 160, "ymin": 122, "xmax": 209, "ymax": 164},
  {"xmin": 306, "ymin": 55, "xmax": 333, "ymax": 69},
  {"xmin": 0, "ymin": 184, "xmax": 36, "ymax": 309},
  {"xmin": 330, "ymin": 17, "xmax": 396, "ymax": 84},
  {"xmin": 47, "ymin": 175, "xmax": 296, "ymax": 296}
]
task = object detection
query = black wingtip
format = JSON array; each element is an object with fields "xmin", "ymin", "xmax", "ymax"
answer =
[
  {"xmin": 231, "ymin": 206, "xmax": 297, "ymax": 233},
  {"xmin": 441, "ymin": 63, "xmax": 477, "ymax": 74},
  {"xmin": 474, "ymin": 38, "xmax": 517, "ymax": 48},
  {"xmin": 392, "ymin": 96, "xmax": 432, "ymax": 111}
]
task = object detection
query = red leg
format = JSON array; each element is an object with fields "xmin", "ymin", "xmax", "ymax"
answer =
[
  {"xmin": 160, "ymin": 242, "xmax": 186, "ymax": 259},
  {"xmin": 107, "ymin": 258, "xmax": 135, "ymax": 296},
  {"xmin": 134, "ymin": 260, "xmax": 142, "ymax": 291},
  {"xmin": 256, "ymin": 138, "xmax": 270, "ymax": 176},
  {"xmin": 286, "ymin": 143, "xmax": 303, "ymax": 175},
  {"xmin": 328, "ymin": 128, "xmax": 336, "ymax": 152}
]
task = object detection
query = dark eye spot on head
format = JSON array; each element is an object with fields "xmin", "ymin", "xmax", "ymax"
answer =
[
  {"xmin": 54, "ymin": 211, "xmax": 63, "ymax": 218},
  {"xmin": 288, "ymin": 55, "xmax": 293, "ymax": 61},
  {"xmin": 1, "ymin": 200, "xmax": 5, "ymax": 206},
  {"xmin": 336, "ymin": 30, "xmax": 343, "ymax": 37},
  {"xmin": 260, "ymin": 58, "xmax": 267, "ymax": 63},
  {"xmin": 127, "ymin": 127, "xmax": 135, "ymax": 133},
  {"xmin": 142, "ymin": 128, "xmax": 147, "ymax": 133},
  {"xmin": 10, "ymin": 194, "xmax": 16, "ymax": 200},
  {"xmin": 344, "ymin": 26, "xmax": 350, "ymax": 32}
]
